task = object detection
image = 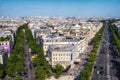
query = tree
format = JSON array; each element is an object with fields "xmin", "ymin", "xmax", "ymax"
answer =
[
  {"xmin": 5, "ymin": 62, "xmax": 15, "ymax": 76},
  {"xmin": 23, "ymin": 24, "xmax": 52, "ymax": 78},
  {"xmin": 5, "ymin": 26, "xmax": 25, "ymax": 77},
  {"xmin": 35, "ymin": 66, "xmax": 46, "ymax": 80},
  {"xmin": 54, "ymin": 64, "xmax": 64, "ymax": 78},
  {"xmin": 14, "ymin": 75, "xmax": 21, "ymax": 80},
  {"xmin": 81, "ymin": 23, "xmax": 104, "ymax": 80},
  {"xmin": 0, "ymin": 64, "xmax": 4, "ymax": 78}
]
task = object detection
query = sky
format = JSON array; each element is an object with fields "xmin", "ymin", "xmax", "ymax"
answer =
[{"xmin": 0, "ymin": 0, "xmax": 120, "ymax": 18}]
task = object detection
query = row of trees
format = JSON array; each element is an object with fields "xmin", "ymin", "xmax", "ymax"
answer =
[
  {"xmin": 22, "ymin": 24, "xmax": 52, "ymax": 80},
  {"xmin": 0, "ymin": 23, "xmax": 65, "ymax": 79},
  {"xmin": 0, "ymin": 64, "xmax": 4, "ymax": 78},
  {"xmin": 53, "ymin": 64, "xmax": 64, "ymax": 78},
  {"xmin": 81, "ymin": 23, "xmax": 105, "ymax": 80},
  {"xmin": 109, "ymin": 22, "xmax": 120, "ymax": 54},
  {"xmin": 23, "ymin": 24, "xmax": 65, "ymax": 79},
  {"xmin": 5, "ymin": 26, "xmax": 25, "ymax": 79}
]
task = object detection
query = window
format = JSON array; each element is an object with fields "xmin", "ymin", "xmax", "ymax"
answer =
[
  {"xmin": 54, "ymin": 61, "xmax": 55, "ymax": 64},
  {"xmin": 66, "ymin": 54, "xmax": 68, "ymax": 56},
  {"xmin": 53, "ymin": 54, "xmax": 55, "ymax": 56},
  {"xmin": 44, "ymin": 46, "xmax": 46, "ymax": 49},
  {"xmin": 66, "ymin": 57, "xmax": 68, "ymax": 60},
  {"xmin": 69, "ymin": 54, "xmax": 71, "ymax": 56}
]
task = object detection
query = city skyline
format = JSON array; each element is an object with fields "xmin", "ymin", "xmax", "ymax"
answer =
[{"xmin": 0, "ymin": 0, "xmax": 120, "ymax": 18}]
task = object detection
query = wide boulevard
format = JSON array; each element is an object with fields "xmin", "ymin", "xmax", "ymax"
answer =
[{"xmin": 91, "ymin": 21, "xmax": 120, "ymax": 80}]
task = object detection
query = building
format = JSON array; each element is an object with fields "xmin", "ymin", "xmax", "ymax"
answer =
[
  {"xmin": 0, "ymin": 30, "xmax": 14, "ymax": 56},
  {"xmin": 39, "ymin": 33, "xmax": 86, "ymax": 55},
  {"xmin": 0, "ymin": 49, "xmax": 8, "ymax": 64},
  {"xmin": 35, "ymin": 27, "xmax": 51, "ymax": 38},
  {"xmin": 113, "ymin": 21, "xmax": 120, "ymax": 33},
  {"xmin": 47, "ymin": 44, "xmax": 78, "ymax": 68}
]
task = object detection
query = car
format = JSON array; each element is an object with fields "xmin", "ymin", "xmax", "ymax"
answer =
[
  {"xmin": 29, "ymin": 64, "xmax": 32, "ymax": 69},
  {"xmin": 97, "ymin": 70, "xmax": 99, "ymax": 75},
  {"xmin": 10, "ymin": 75, "xmax": 16, "ymax": 78},
  {"xmin": 113, "ymin": 56, "xmax": 115, "ymax": 58},
  {"xmin": 115, "ymin": 56, "xmax": 119, "ymax": 59},
  {"xmin": 100, "ymin": 66, "xmax": 103, "ymax": 70},
  {"xmin": 100, "ymin": 70, "xmax": 104, "ymax": 75},
  {"xmin": 110, "ymin": 66, "xmax": 114, "ymax": 69},
  {"xmin": 83, "ymin": 62, "xmax": 87, "ymax": 66},
  {"xmin": 20, "ymin": 71, "xmax": 27, "ymax": 76},
  {"xmin": 25, "ymin": 74, "xmax": 28, "ymax": 78},
  {"xmin": 85, "ymin": 58, "xmax": 89, "ymax": 61},
  {"xmin": 94, "ymin": 66, "xmax": 97, "ymax": 69}
]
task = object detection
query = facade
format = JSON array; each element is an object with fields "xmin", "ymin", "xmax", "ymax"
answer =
[
  {"xmin": 39, "ymin": 34, "xmax": 86, "ymax": 55},
  {"xmin": 113, "ymin": 23, "xmax": 120, "ymax": 33},
  {"xmin": 0, "ymin": 30, "xmax": 14, "ymax": 55},
  {"xmin": 0, "ymin": 49, "xmax": 8, "ymax": 64},
  {"xmin": 38, "ymin": 22, "xmax": 103, "ymax": 55},
  {"xmin": 35, "ymin": 27, "xmax": 51, "ymax": 38},
  {"xmin": 48, "ymin": 44, "xmax": 78, "ymax": 68},
  {"xmin": 112, "ymin": 21, "xmax": 120, "ymax": 39}
]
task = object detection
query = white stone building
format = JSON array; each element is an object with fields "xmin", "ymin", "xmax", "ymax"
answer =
[
  {"xmin": 39, "ymin": 33, "xmax": 86, "ymax": 55},
  {"xmin": 47, "ymin": 44, "xmax": 78, "ymax": 68}
]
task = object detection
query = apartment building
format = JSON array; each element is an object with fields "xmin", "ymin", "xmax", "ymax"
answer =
[
  {"xmin": 0, "ymin": 30, "xmax": 14, "ymax": 55},
  {"xmin": 113, "ymin": 21, "xmax": 120, "ymax": 33},
  {"xmin": 39, "ymin": 33, "xmax": 86, "ymax": 55},
  {"xmin": 0, "ymin": 49, "xmax": 8, "ymax": 64},
  {"xmin": 48, "ymin": 44, "xmax": 78, "ymax": 68}
]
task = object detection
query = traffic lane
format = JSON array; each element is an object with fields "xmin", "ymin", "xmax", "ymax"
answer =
[
  {"xmin": 24, "ymin": 35, "xmax": 31, "ymax": 80},
  {"xmin": 91, "ymin": 46, "xmax": 107, "ymax": 80},
  {"xmin": 24, "ymin": 50, "xmax": 31, "ymax": 80},
  {"xmin": 108, "ymin": 23, "xmax": 120, "ymax": 80},
  {"xmin": 91, "ymin": 22, "xmax": 109, "ymax": 80}
]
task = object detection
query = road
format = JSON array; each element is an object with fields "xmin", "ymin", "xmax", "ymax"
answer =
[
  {"xmin": 62, "ymin": 45, "xmax": 93, "ymax": 80},
  {"xmin": 24, "ymin": 34, "xmax": 35, "ymax": 80},
  {"xmin": 108, "ymin": 22, "xmax": 120, "ymax": 80},
  {"xmin": 91, "ymin": 21, "xmax": 120, "ymax": 80},
  {"xmin": 24, "ymin": 34, "xmax": 31, "ymax": 80}
]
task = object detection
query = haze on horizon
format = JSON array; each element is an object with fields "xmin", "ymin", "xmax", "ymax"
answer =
[{"xmin": 0, "ymin": 0, "xmax": 120, "ymax": 18}]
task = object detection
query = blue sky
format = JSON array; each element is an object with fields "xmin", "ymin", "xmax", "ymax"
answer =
[{"xmin": 0, "ymin": 0, "xmax": 120, "ymax": 17}]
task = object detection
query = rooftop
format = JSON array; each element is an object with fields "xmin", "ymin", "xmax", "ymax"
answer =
[
  {"xmin": 42, "ymin": 33, "xmax": 83, "ymax": 42},
  {"xmin": 49, "ymin": 44, "xmax": 77, "ymax": 52},
  {"xmin": 0, "ymin": 31, "xmax": 12, "ymax": 41},
  {"xmin": 0, "ymin": 35, "xmax": 11, "ymax": 41}
]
